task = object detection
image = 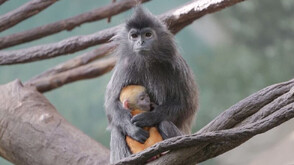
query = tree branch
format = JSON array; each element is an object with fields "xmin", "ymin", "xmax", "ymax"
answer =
[
  {"xmin": 0, "ymin": 80, "xmax": 110, "ymax": 165},
  {"xmin": 116, "ymin": 79, "xmax": 294, "ymax": 164},
  {"xmin": 0, "ymin": 0, "xmax": 150, "ymax": 50},
  {"xmin": 0, "ymin": 0, "xmax": 247, "ymax": 65},
  {"xmin": 25, "ymin": 57, "xmax": 116, "ymax": 92},
  {"xmin": 0, "ymin": 0, "xmax": 57, "ymax": 32},
  {"xmin": 0, "ymin": 0, "xmax": 8, "ymax": 6},
  {"xmin": 28, "ymin": 43, "xmax": 116, "ymax": 82}
]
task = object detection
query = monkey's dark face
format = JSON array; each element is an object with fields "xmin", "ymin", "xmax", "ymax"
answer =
[{"xmin": 128, "ymin": 27, "xmax": 157, "ymax": 54}]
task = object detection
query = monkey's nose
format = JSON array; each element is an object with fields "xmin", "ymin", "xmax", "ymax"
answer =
[{"xmin": 137, "ymin": 40, "xmax": 144, "ymax": 46}]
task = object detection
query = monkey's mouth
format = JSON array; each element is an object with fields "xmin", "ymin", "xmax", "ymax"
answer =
[{"xmin": 135, "ymin": 48, "xmax": 150, "ymax": 53}]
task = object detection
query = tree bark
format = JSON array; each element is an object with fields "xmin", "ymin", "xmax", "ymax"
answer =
[
  {"xmin": 0, "ymin": 80, "xmax": 110, "ymax": 165},
  {"xmin": 0, "ymin": 0, "xmax": 58, "ymax": 32},
  {"xmin": 25, "ymin": 57, "xmax": 116, "ymax": 92}
]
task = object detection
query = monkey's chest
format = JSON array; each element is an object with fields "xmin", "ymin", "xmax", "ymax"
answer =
[{"xmin": 125, "ymin": 67, "xmax": 176, "ymax": 104}]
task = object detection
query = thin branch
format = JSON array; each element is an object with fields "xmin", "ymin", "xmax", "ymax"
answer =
[
  {"xmin": 25, "ymin": 57, "xmax": 116, "ymax": 92},
  {"xmin": 0, "ymin": 80, "xmax": 110, "ymax": 165},
  {"xmin": 28, "ymin": 42, "xmax": 116, "ymax": 82},
  {"xmin": 0, "ymin": 0, "xmax": 247, "ymax": 65},
  {"xmin": 116, "ymin": 81, "xmax": 294, "ymax": 165},
  {"xmin": 0, "ymin": 0, "xmax": 150, "ymax": 50},
  {"xmin": 0, "ymin": 0, "xmax": 8, "ymax": 6},
  {"xmin": 0, "ymin": 26, "xmax": 120, "ymax": 65},
  {"xmin": 0, "ymin": 0, "xmax": 58, "ymax": 32}
]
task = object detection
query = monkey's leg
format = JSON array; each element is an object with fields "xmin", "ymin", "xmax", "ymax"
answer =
[
  {"xmin": 110, "ymin": 127, "xmax": 131, "ymax": 164},
  {"xmin": 158, "ymin": 120, "xmax": 183, "ymax": 140}
]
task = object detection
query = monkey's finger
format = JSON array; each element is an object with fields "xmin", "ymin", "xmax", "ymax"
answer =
[
  {"xmin": 133, "ymin": 128, "xmax": 149, "ymax": 143},
  {"xmin": 131, "ymin": 113, "xmax": 154, "ymax": 127}
]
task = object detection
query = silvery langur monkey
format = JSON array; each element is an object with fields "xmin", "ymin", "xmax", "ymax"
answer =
[{"xmin": 105, "ymin": 6, "xmax": 198, "ymax": 163}]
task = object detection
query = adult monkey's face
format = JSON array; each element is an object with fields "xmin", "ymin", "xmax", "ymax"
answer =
[{"xmin": 128, "ymin": 27, "xmax": 157, "ymax": 54}]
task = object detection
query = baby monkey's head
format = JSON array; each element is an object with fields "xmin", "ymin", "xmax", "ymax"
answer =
[{"xmin": 120, "ymin": 85, "xmax": 151, "ymax": 112}]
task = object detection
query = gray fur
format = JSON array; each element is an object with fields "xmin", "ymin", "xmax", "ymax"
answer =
[{"xmin": 105, "ymin": 7, "xmax": 198, "ymax": 164}]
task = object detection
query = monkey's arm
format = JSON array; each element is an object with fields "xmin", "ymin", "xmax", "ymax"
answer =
[
  {"xmin": 158, "ymin": 120, "xmax": 183, "ymax": 139},
  {"xmin": 106, "ymin": 99, "xmax": 150, "ymax": 143},
  {"xmin": 131, "ymin": 103, "xmax": 182, "ymax": 128}
]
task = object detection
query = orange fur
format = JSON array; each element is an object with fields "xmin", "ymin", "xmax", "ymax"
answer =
[
  {"xmin": 120, "ymin": 85, "xmax": 163, "ymax": 154},
  {"xmin": 126, "ymin": 109, "xmax": 163, "ymax": 154}
]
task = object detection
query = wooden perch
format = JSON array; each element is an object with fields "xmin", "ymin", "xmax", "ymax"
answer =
[
  {"xmin": 0, "ymin": 0, "xmax": 247, "ymax": 65},
  {"xmin": 25, "ymin": 57, "xmax": 116, "ymax": 92},
  {"xmin": 0, "ymin": 0, "xmax": 150, "ymax": 50},
  {"xmin": 0, "ymin": 0, "xmax": 58, "ymax": 32},
  {"xmin": 116, "ymin": 79, "xmax": 294, "ymax": 165},
  {"xmin": 0, "ymin": 80, "xmax": 110, "ymax": 165}
]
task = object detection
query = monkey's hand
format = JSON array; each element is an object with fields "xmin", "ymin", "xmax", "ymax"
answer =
[
  {"xmin": 131, "ymin": 111, "xmax": 162, "ymax": 127},
  {"xmin": 126, "ymin": 123, "xmax": 150, "ymax": 143}
]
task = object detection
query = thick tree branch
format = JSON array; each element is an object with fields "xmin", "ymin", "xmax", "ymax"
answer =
[
  {"xmin": 0, "ymin": 0, "xmax": 57, "ymax": 32},
  {"xmin": 199, "ymin": 78, "xmax": 294, "ymax": 133},
  {"xmin": 0, "ymin": 0, "xmax": 150, "ymax": 50},
  {"xmin": 116, "ymin": 79, "xmax": 294, "ymax": 164},
  {"xmin": 0, "ymin": 0, "xmax": 247, "ymax": 65},
  {"xmin": 25, "ymin": 57, "xmax": 116, "ymax": 92},
  {"xmin": 0, "ymin": 80, "xmax": 110, "ymax": 165}
]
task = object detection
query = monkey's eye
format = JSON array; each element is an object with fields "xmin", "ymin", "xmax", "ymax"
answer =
[
  {"xmin": 140, "ymin": 96, "xmax": 145, "ymax": 100},
  {"xmin": 145, "ymin": 32, "xmax": 152, "ymax": 38},
  {"xmin": 131, "ymin": 33, "xmax": 138, "ymax": 39}
]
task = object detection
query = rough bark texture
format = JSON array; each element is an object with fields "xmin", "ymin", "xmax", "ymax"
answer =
[
  {"xmin": 0, "ymin": 0, "xmax": 246, "ymax": 65},
  {"xmin": 0, "ymin": 0, "xmax": 150, "ymax": 50},
  {"xmin": 0, "ymin": 0, "xmax": 57, "ymax": 32},
  {"xmin": 0, "ymin": 80, "xmax": 110, "ymax": 165}
]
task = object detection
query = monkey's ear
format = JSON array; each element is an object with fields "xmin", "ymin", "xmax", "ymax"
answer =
[{"xmin": 123, "ymin": 100, "xmax": 129, "ymax": 109}]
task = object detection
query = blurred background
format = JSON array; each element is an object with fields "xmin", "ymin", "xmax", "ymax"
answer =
[{"xmin": 1, "ymin": 0, "xmax": 294, "ymax": 164}]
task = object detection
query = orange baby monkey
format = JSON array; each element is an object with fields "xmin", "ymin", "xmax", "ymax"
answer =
[{"xmin": 119, "ymin": 85, "xmax": 163, "ymax": 154}]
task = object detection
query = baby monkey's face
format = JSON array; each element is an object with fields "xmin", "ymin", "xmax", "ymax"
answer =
[{"xmin": 135, "ymin": 91, "xmax": 151, "ymax": 111}]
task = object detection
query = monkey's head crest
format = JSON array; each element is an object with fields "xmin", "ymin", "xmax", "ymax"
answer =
[{"xmin": 126, "ymin": 6, "xmax": 165, "ymax": 31}]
